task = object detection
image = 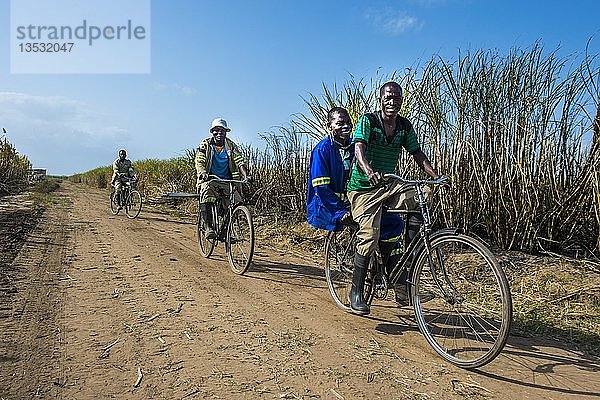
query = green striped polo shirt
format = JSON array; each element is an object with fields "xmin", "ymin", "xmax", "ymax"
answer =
[{"xmin": 347, "ymin": 112, "xmax": 420, "ymax": 192}]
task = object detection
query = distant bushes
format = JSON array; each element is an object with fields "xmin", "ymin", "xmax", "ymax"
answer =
[
  {"xmin": 70, "ymin": 166, "xmax": 112, "ymax": 189},
  {"xmin": 31, "ymin": 179, "xmax": 60, "ymax": 194},
  {"xmin": 0, "ymin": 136, "xmax": 31, "ymax": 196}
]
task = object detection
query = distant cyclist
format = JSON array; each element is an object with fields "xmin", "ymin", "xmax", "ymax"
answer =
[
  {"xmin": 195, "ymin": 118, "xmax": 249, "ymax": 239},
  {"xmin": 111, "ymin": 149, "xmax": 136, "ymax": 208}
]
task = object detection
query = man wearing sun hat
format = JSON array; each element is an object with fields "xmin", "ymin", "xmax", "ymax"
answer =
[{"xmin": 195, "ymin": 118, "xmax": 249, "ymax": 239}]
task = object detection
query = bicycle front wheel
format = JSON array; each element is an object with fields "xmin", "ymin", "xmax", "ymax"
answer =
[
  {"xmin": 110, "ymin": 191, "xmax": 120, "ymax": 215},
  {"xmin": 226, "ymin": 205, "xmax": 254, "ymax": 275},
  {"xmin": 126, "ymin": 190, "xmax": 142, "ymax": 219},
  {"xmin": 412, "ymin": 233, "xmax": 512, "ymax": 369},
  {"xmin": 197, "ymin": 206, "xmax": 216, "ymax": 258}
]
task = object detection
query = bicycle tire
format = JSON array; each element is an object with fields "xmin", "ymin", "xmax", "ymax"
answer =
[
  {"xmin": 226, "ymin": 205, "xmax": 254, "ymax": 275},
  {"xmin": 412, "ymin": 232, "xmax": 512, "ymax": 369},
  {"xmin": 197, "ymin": 204, "xmax": 216, "ymax": 258},
  {"xmin": 109, "ymin": 191, "xmax": 120, "ymax": 215},
  {"xmin": 126, "ymin": 190, "xmax": 142, "ymax": 219},
  {"xmin": 324, "ymin": 228, "xmax": 374, "ymax": 312}
]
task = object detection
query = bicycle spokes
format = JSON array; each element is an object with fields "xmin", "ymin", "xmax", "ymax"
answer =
[
  {"xmin": 227, "ymin": 205, "xmax": 254, "ymax": 275},
  {"xmin": 413, "ymin": 234, "xmax": 512, "ymax": 369}
]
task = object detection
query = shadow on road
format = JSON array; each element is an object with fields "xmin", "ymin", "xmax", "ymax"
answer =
[
  {"xmin": 246, "ymin": 258, "xmax": 326, "ymax": 289},
  {"xmin": 471, "ymin": 334, "xmax": 600, "ymax": 397},
  {"xmin": 136, "ymin": 215, "xmax": 194, "ymax": 225}
]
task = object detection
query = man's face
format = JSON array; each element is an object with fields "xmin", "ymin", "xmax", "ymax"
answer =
[
  {"xmin": 329, "ymin": 111, "xmax": 352, "ymax": 145},
  {"xmin": 211, "ymin": 127, "xmax": 227, "ymax": 145},
  {"xmin": 119, "ymin": 151, "xmax": 126, "ymax": 160},
  {"xmin": 380, "ymin": 85, "xmax": 403, "ymax": 118}
]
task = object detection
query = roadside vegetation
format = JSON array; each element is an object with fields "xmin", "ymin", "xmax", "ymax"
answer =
[
  {"xmin": 71, "ymin": 42, "xmax": 600, "ymax": 353},
  {"xmin": 0, "ymin": 135, "xmax": 31, "ymax": 196}
]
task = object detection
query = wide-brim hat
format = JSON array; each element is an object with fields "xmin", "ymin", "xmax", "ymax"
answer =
[{"xmin": 210, "ymin": 118, "xmax": 231, "ymax": 132}]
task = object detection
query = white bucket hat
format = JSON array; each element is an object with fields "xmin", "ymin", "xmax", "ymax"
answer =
[{"xmin": 210, "ymin": 118, "xmax": 231, "ymax": 132}]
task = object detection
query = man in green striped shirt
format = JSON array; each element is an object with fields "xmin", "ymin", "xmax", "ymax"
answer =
[{"xmin": 347, "ymin": 82, "xmax": 441, "ymax": 315}]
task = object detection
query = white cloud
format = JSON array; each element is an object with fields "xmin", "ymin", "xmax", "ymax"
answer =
[
  {"xmin": 152, "ymin": 82, "xmax": 198, "ymax": 96},
  {"xmin": 0, "ymin": 92, "xmax": 129, "ymax": 174},
  {"xmin": 0, "ymin": 92, "xmax": 126, "ymax": 143},
  {"xmin": 365, "ymin": 9, "xmax": 423, "ymax": 35}
]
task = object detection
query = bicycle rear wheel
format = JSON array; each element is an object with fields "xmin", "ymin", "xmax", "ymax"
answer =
[
  {"xmin": 324, "ymin": 228, "xmax": 374, "ymax": 312},
  {"xmin": 126, "ymin": 190, "xmax": 142, "ymax": 219},
  {"xmin": 197, "ymin": 204, "xmax": 216, "ymax": 258},
  {"xmin": 226, "ymin": 205, "xmax": 254, "ymax": 275},
  {"xmin": 325, "ymin": 229, "xmax": 354, "ymax": 312},
  {"xmin": 110, "ymin": 191, "xmax": 120, "ymax": 215},
  {"xmin": 412, "ymin": 233, "xmax": 512, "ymax": 369}
]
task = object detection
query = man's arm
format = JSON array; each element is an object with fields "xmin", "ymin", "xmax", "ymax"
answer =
[
  {"xmin": 238, "ymin": 164, "xmax": 249, "ymax": 180},
  {"xmin": 111, "ymin": 160, "xmax": 119, "ymax": 183},
  {"xmin": 355, "ymin": 142, "xmax": 382, "ymax": 186},
  {"xmin": 229, "ymin": 141, "xmax": 248, "ymax": 180},
  {"xmin": 127, "ymin": 160, "xmax": 135, "ymax": 177},
  {"xmin": 412, "ymin": 149, "xmax": 439, "ymax": 179},
  {"xmin": 195, "ymin": 142, "xmax": 208, "ymax": 179}
]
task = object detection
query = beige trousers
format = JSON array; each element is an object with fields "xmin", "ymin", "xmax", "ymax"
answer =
[
  {"xmin": 349, "ymin": 180, "xmax": 427, "ymax": 257},
  {"xmin": 197, "ymin": 180, "xmax": 241, "ymax": 207}
]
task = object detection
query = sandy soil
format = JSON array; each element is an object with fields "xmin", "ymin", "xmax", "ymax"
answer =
[{"xmin": 0, "ymin": 181, "xmax": 599, "ymax": 400}]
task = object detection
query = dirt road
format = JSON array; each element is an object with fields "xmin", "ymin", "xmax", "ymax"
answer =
[{"xmin": 1, "ymin": 182, "xmax": 599, "ymax": 399}]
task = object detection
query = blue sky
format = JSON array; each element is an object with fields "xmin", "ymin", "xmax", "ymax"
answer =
[{"xmin": 1, "ymin": 0, "xmax": 599, "ymax": 175}]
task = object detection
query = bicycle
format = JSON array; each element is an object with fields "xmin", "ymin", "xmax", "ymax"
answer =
[
  {"xmin": 196, "ymin": 175, "xmax": 255, "ymax": 275},
  {"xmin": 110, "ymin": 176, "xmax": 142, "ymax": 219},
  {"xmin": 324, "ymin": 174, "xmax": 512, "ymax": 369}
]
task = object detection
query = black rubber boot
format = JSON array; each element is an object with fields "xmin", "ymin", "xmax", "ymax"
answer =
[
  {"xmin": 200, "ymin": 203, "xmax": 216, "ymax": 239},
  {"xmin": 350, "ymin": 254, "xmax": 370, "ymax": 315}
]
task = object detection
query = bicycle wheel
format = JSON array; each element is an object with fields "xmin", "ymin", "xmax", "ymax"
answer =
[
  {"xmin": 110, "ymin": 191, "xmax": 120, "ymax": 215},
  {"xmin": 412, "ymin": 233, "xmax": 512, "ymax": 369},
  {"xmin": 226, "ymin": 205, "xmax": 254, "ymax": 275},
  {"xmin": 125, "ymin": 190, "xmax": 142, "ymax": 219},
  {"xmin": 197, "ymin": 204, "xmax": 217, "ymax": 258}
]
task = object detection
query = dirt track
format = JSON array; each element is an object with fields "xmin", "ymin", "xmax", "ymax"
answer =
[{"xmin": 1, "ymin": 181, "xmax": 599, "ymax": 399}]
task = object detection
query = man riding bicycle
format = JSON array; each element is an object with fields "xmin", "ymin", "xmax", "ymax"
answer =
[
  {"xmin": 347, "ymin": 82, "xmax": 442, "ymax": 315},
  {"xmin": 195, "ymin": 118, "xmax": 249, "ymax": 240},
  {"xmin": 111, "ymin": 149, "xmax": 136, "ymax": 209}
]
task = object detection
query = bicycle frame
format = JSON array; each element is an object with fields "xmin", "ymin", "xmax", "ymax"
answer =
[
  {"xmin": 115, "ymin": 178, "xmax": 133, "ymax": 203},
  {"xmin": 380, "ymin": 174, "xmax": 460, "ymax": 303},
  {"xmin": 202, "ymin": 175, "xmax": 248, "ymax": 239}
]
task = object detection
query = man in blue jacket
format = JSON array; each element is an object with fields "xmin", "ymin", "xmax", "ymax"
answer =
[{"xmin": 306, "ymin": 107, "xmax": 354, "ymax": 231}]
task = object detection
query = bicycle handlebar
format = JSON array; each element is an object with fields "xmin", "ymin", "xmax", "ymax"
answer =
[
  {"xmin": 383, "ymin": 173, "xmax": 450, "ymax": 186},
  {"xmin": 205, "ymin": 174, "xmax": 249, "ymax": 185}
]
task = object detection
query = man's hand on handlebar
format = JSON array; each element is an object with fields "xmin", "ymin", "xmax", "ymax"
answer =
[
  {"xmin": 367, "ymin": 171, "xmax": 383, "ymax": 186},
  {"xmin": 434, "ymin": 175, "xmax": 451, "ymax": 191}
]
